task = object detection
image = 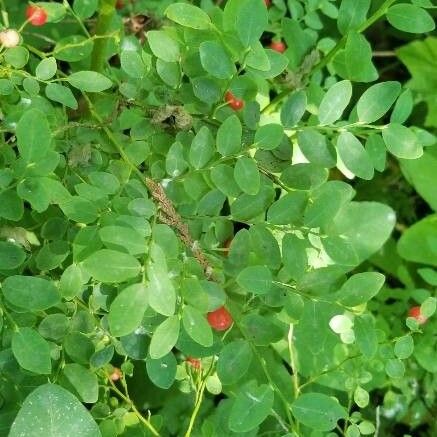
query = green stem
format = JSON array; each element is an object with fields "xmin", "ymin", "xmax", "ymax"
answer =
[
  {"xmin": 184, "ymin": 361, "xmax": 215, "ymax": 437},
  {"xmin": 90, "ymin": 0, "xmax": 117, "ymax": 73},
  {"xmin": 107, "ymin": 374, "xmax": 160, "ymax": 436},
  {"xmin": 262, "ymin": 0, "xmax": 398, "ymax": 114}
]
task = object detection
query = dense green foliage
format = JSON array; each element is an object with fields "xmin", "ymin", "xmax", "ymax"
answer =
[{"xmin": 0, "ymin": 0, "xmax": 436, "ymax": 436}]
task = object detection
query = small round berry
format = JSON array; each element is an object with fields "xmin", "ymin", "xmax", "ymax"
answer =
[
  {"xmin": 207, "ymin": 306, "xmax": 233, "ymax": 331},
  {"xmin": 408, "ymin": 306, "xmax": 427, "ymax": 325},
  {"xmin": 110, "ymin": 367, "xmax": 123, "ymax": 381},
  {"xmin": 225, "ymin": 90, "xmax": 244, "ymax": 111},
  {"xmin": 270, "ymin": 40, "xmax": 286, "ymax": 53},
  {"xmin": 26, "ymin": 5, "xmax": 48, "ymax": 26},
  {"xmin": 0, "ymin": 29, "xmax": 20, "ymax": 48},
  {"xmin": 186, "ymin": 357, "xmax": 201, "ymax": 370}
]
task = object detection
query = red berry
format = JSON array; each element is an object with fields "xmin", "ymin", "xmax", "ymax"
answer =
[
  {"xmin": 270, "ymin": 40, "xmax": 286, "ymax": 53},
  {"xmin": 186, "ymin": 357, "xmax": 201, "ymax": 370},
  {"xmin": 224, "ymin": 90, "xmax": 244, "ymax": 111},
  {"xmin": 110, "ymin": 367, "xmax": 123, "ymax": 381},
  {"xmin": 207, "ymin": 306, "xmax": 233, "ymax": 331},
  {"xmin": 408, "ymin": 306, "xmax": 427, "ymax": 325},
  {"xmin": 116, "ymin": 0, "xmax": 125, "ymax": 9},
  {"xmin": 264, "ymin": 0, "xmax": 272, "ymax": 7},
  {"xmin": 26, "ymin": 5, "xmax": 47, "ymax": 26}
]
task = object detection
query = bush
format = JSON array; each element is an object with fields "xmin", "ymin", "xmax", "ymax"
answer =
[{"xmin": 0, "ymin": 0, "xmax": 436, "ymax": 436}]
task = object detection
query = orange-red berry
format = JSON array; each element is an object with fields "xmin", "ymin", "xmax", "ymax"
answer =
[
  {"xmin": 408, "ymin": 306, "xmax": 427, "ymax": 325},
  {"xmin": 225, "ymin": 91, "xmax": 244, "ymax": 111},
  {"xmin": 26, "ymin": 5, "xmax": 48, "ymax": 26},
  {"xmin": 207, "ymin": 306, "xmax": 233, "ymax": 331},
  {"xmin": 270, "ymin": 40, "xmax": 286, "ymax": 53}
]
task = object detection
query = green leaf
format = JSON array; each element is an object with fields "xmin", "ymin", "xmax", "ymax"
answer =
[
  {"xmin": 99, "ymin": 226, "xmax": 145, "ymax": 255},
  {"xmin": 199, "ymin": 41, "xmax": 236, "ymax": 79},
  {"xmin": 12, "ymin": 328, "xmax": 51, "ymax": 374},
  {"xmin": 254, "ymin": 124, "xmax": 283, "ymax": 150},
  {"xmin": 397, "ymin": 215, "xmax": 437, "ymax": 266},
  {"xmin": 267, "ymin": 191, "xmax": 307, "ymax": 225},
  {"xmin": 394, "ymin": 335, "xmax": 414, "ymax": 359},
  {"xmin": 304, "ymin": 181, "xmax": 354, "ymax": 229},
  {"xmin": 147, "ymin": 260, "xmax": 176, "ymax": 316},
  {"xmin": 334, "ymin": 33, "xmax": 378, "ymax": 82},
  {"xmin": 147, "ymin": 30, "xmax": 180, "ymax": 62},
  {"xmin": 337, "ymin": 272, "xmax": 385, "ymax": 307},
  {"xmin": 216, "ymin": 340, "xmax": 253, "ymax": 385},
  {"xmin": 16, "ymin": 109, "xmax": 51, "ymax": 163},
  {"xmin": 385, "ymin": 358, "xmax": 405, "ymax": 378},
  {"xmin": 234, "ymin": 157, "xmax": 260, "ymax": 195},
  {"xmin": 45, "ymin": 83, "xmax": 78, "ymax": 109},
  {"xmin": 217, "ymin": 115, "xmax": 242, "ymax": 156},
  {"xmin": 82, "ymin": 249, "xmax": 141, "ymax": 283},
  {"xmin": 211, "ymin": 164, "xmax": 241, "ymax": 197},
  {"xmin": 387, "ymin": 4, "xmax": 435, "ymax": 34},
  {"xmin": 60, "ymin": 264, "xmax": 84, "ymax": 299},
  {"xmin": 146, "ymin": 353, "xmax": 177, "ymax": 389},
  {"xmin": 109, "ymin": 284, "xmax": 148, "ymax": 337},
  {"xmin": 336, "ymin": 132, "xmax": 374, "ymax": 180},
  {"xmin": 281, "ymin": 90, "xmax": 307, "ymax": 127},
  {"xmin": 0, "ymin": 189, "xmax": 23, "ymax": 221},
  {"xmin": 297, "ymin": 129, "xmax": 336, "ymax": 168},
  {"xmin": 54, "ymin": 35, "xmax": 94, "ymax": 62},
  {"xmin": 231, "ymin": 186, "xmax": 275, "ymax": 221},
  {"xmin": 2, "ymin": 275, "xmax": 60, "ymax": 311},
  {"xmin": 382, "ymin": 123, "xmax": 423, "ymax": 159},
  {"xmin": 281, "ymin": 163, "xmax": 328, "ymax": 190},
  {"xmin": 292, "ymin": 393, "xmax": 347, "ymax": 431},
  {"xmin": 17, "ymin": 177, "xmax": 51, "ymax": 212},
  {"xmin": 4, "ymin": 47, "xmax": 29, "ymax": 68},
  {"xmin": 9, "ymin": 384, "xmax": 101, "ymax": 437},
  {"xmin": 366, "ymin": 134, "xmax": 387, "ymax": 172},
  {"xmin": 282, "ymin": 234, "xmax": 308, "ymax": 280},
  {"xmin": 73, "ymin": 0, "xmax": 98, "ymax": 19},
  {"xmin": 182, "ymin": 305, "xmax": 213, "ymax": 347},
  {"xmin": 62, "ymin": 364, "xmax": 98, "ymax": 403},
  {"xmin": 328, "ymin": 202, "xmax": 396, "ymax": 263},
  {"xmin": 192, "ymin": 76, "xmax": 221, "ymax": 104},
  {"xmin": 190, "ymin": 126, "xmax": 215, "ymax": 169},
  {"xmin": 68, "ymin": 71, "xmax": 112, "ymax": 92},
  {"xmin": 237, "ymin": 266, "xmax": 272, "ymax": 295},
  {"xmin": 240, "ymin": 314, "xmax": 284, "ymax": 346},
  {"xmin": 357, "ymin": 81, "xmax": 401, "ymax": 123},
  {"xmin": 391, "ymin": 89, "xmax": 413, "ymax": 123},
  {"xmin": 228, "ymin": 382, "xmax": 274, "ymax": 432},
  {"xmin": 337, "ymin": 0, "xmax": 371, "ymax": 34},
  {"xmin": 36, "ymin": 57, "xmax": 57, "ymax": 80},
  {"xmin": 235, "ymin": 0, "xmax": 268, "ymax": 47},
  {"xmin": 149, "ymin": 315, "xmax": 180, "ymax": 359},
  {"xmin": 165, "ymin": 3, "xmax": 211, "ymax": 29},
  {"xmin": 318, "ymin": 80, "xmax": 352, "ymax": 125},
  {"xmin": 39, "ymin": 314, "xmax": 69, "ymax": 341},
  {"xmin": 421, "ymin": 296, "xmax": 436, "ymax": 317},
  {"xmin": 120, "ymin": 50, "xmax": 147, "ymax": 78},
  {"xmin": 354, "ymin": 314, "xmax": 378, "ymax": 358},
  {"xmin": 354, "ymin": 386, "xmax": 369, "ymax": 408},
  {"xmin": 0, "ymin": 241, "xmax": 26, "ymax": 269}
]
